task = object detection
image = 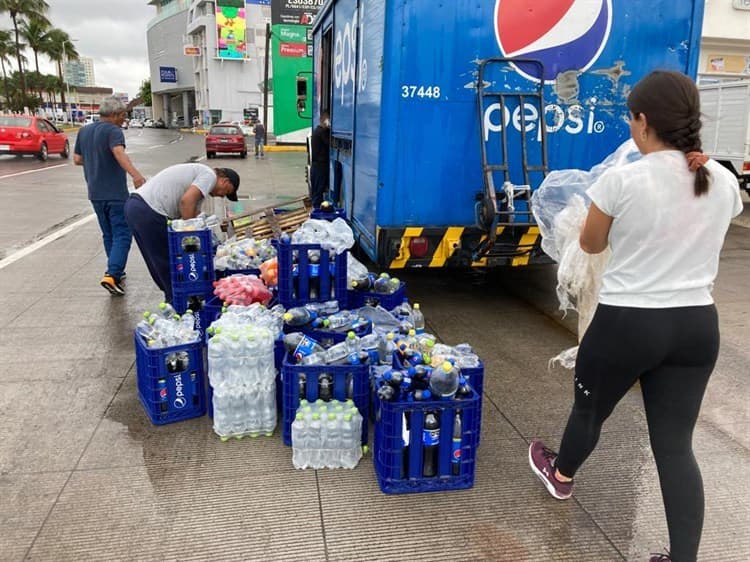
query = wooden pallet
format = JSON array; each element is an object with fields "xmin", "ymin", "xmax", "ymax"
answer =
[{"xmin": 225, "ymin": 196, "xmax": 313, "ymax": 240}]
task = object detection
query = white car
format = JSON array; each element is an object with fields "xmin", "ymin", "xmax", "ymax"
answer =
[
  {"xmin": 130, "ymin": 119, "xmax": 144, "ymax": 128},
  {"xmin": 229, "ymin": 120, "xmax": 253, "ymax": 136},
  {"xmin": 143, "ymin": 118, "xmax": 155, "ymax": 128}
]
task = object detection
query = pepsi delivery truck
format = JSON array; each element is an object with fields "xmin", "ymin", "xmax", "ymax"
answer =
[{"xmin": 301, "ymin": 0, "xmax": 705, "ymax": 268}]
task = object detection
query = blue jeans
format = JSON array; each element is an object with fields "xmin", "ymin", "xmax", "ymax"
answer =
[
  {"xmin": 255, "ymin": 137, "xmax": 264, "ymax": 156},
  {"xmin": 91, "ymin": 199, "xmax": 131, "ymax": 280}
]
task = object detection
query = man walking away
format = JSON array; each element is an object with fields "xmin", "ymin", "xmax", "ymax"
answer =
[
  {"xmin": 310, "ymin": 112, "xmax": 331, "ymax": 208},
  {"xmin": 124, "ymin": 164, "xmax": 240, "ymax": 303},
  {"xmin": 253, "ymin": 121, "xmax": 266, "ymax": 158},
  {"xmin": 74, "ymin": 96, "xmax": 146, "ymax": 296}
]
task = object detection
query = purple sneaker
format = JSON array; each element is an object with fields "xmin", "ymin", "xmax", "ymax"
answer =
[
  {"xmin": 528, "ymin": 440, "xmax": 574, "ymax": 500},
  {"xmin": 649, "ymin": 554, "xmax": 671, "ymax": 562}
]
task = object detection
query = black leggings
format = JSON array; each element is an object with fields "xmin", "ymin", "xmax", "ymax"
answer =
[{"xmin": 556, "ymin": 304, "xmax": 719, "ymax": 562}]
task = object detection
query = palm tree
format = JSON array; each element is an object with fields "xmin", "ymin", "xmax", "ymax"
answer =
[
  {"xmin": 45, "ymin": 28, "xmax": 78, "ymax": 116},
  {"xmin": 0, "ymin": 30, "xmax": 13, "ymax": 108},
  {"xmin": 21, "ymin": 15, "xmax": 52, "ymax": 73},
  {"xmin": 0, "ymin": 0, "xmax": 50, "ymax": 96}
]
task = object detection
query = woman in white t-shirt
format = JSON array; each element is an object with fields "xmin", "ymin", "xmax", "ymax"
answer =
[{"xmin": 528, "ymin": 71, "xmax": 744, "ymax": 562}]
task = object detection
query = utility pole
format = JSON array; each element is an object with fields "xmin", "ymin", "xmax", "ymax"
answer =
[{"xmin": 263, "ymin": 22, "xmax": 271, "ymax": 130}]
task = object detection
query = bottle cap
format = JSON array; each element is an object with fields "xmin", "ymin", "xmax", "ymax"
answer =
[
  {"xmin": 424, "ymin": 339, "xmax": 435, "ymax": 348},
  {"xmin": 423, "ymin": 390, "xmax": 432, "ymax": 399},
  {"xmin": 328, "ymin": 413, "xmax": 336, "ymax": 421},
  {"xmin": 312, "ymin": 413, "xmax": 321, "ymax": 420},
  {"xmin": 296, "ymin": 413, "xmax": 304, "ymax": 420},
  {"xmin": 344, "ymin": 413, "xmax": 352, "ymax": 421},
  {"xmin": 414, "ymin": 303, "xmax": 420, "ymax": 309},
  {"xmin": 442, "ymin": 361, "xmax": 453, "ymax": 371},
  {"xmin": 345, "ymin": 399, "xmax": 354, "ymax": 406},
  {"xmin": 347, "ymin": 331, "xmax": 355, "ymax": 339},
  {"xmin": 300, "ymin": 399, "xmax": 308, "ymax": 406},
  {"xmin": 303, "ymin": 405, "xmax": 312, "ymax": 412},
  {"xmin": 387, "ymin": 332, "xmax": 395, "ymax": 340},
  {"xmin": 316, "ymin": 399, "xmax": 324, "ymax": 405},
  {"xmin": 283, "ymin": 312, "xmax": 292, "ymax": 321},
  {"xmin": 409, "ymin": 329, "xmax": 416, "ymax": 336},
  {"xmin": 143, "ymin": 311, "xmax": 151, "ymax": 318}
]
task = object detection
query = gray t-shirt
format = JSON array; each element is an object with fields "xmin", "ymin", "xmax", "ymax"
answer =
[{"xmin": 137, "ymin": 163, "xmax": 216, "ymax": 218}]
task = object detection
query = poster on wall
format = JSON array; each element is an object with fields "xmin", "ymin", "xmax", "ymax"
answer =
[
  {"xmin": 217, "ymin": 0, "xmax": 247, "ymax": 59},
  {"xmin": 270, "ymin": 0, "xmax": 323, "ymax": 139},
  {"xmin": 271, "ymin": 0, "xmax": 324, "ymax": 25},
  {"xmin": 706, "ymin": 54, "xmax": 750, "ymax": 75}
]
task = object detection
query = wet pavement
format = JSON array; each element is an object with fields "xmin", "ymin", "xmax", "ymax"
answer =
[{"xmin": 0, "ymin": 132, "xmax": 748, "ymax": 561}]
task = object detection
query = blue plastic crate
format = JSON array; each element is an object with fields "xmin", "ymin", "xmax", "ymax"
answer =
[
  {"xmin": 172, "ymin": 287, "xmax": 216, "ymax": 340},
  {"xmin": 169, "ymin": 227, "xmax": 215, "ymax": 294},
  {"xmin": 392, "ymin": 352, "xmax": 485, "ymax": 446},
  {"xmin": 276, "ymin": 239, "xmax": 348, "ymax": 308},
  {"xmin": 310, "ymin": 207, "xmax": 346, "ymax": 221},
  {"xmin": 207, "ymin": 337, "xmax": 286, "ymax": 419},
  {"xmin": 347, "ymin": 282, "xmax": 407, "ymax": 310},
  {"xmin": 281, "ymin": 354, "xmax": 369, "ymax": 446},
  {"xmin": 373, "ymin": 386, "xmax": 480, "ymax": 494},
  {"xmin": 134, "ymin": 332, "xmax": 207, "ymax": 425}
]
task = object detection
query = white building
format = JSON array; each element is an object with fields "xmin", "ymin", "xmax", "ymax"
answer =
[
  {"xmin": 146, "ymin": 0, "xmax": 196, "ymax": 127},
  {"xmin": 699, "ymin": 0, "xmax": 750, "ymax": 82},
  {"xmin": 63, "ymin": 56, "xmax": 95, "ymax": 88},
  {"xmin": 146, "ymin": 0, "xmax": 270, "ymax": 128}
]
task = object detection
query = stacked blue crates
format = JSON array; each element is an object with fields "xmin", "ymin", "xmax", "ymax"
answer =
[
  {"xmin": 347, "ymin": 281, "xmax": 407, "ymax": 310},
  {"xmin": 276, "ymin": 239, "xmax": 348, "ymax": 309},
  {"xmin": 134, "ymin": 333, "xmax": 207, "ymax": 425},
  {"xmin": 281, "ymin": 354, "xmax": 370, "ymax": 447},
  {"xmin": 169, "ymin": 226, "xmax": 215, "ymax": 337},
  {"xmin": 373, "ymin": 387, "xmax": 480, "ymax": 494}
]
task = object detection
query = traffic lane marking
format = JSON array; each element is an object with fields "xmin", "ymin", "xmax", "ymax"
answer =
[
  {"xmin": 0, "ymin": 213, "xmax": 96, "ymax": 270},
  {"xmin": 0, "ymin": 163, "xmax": 70, "ymax": 180}
]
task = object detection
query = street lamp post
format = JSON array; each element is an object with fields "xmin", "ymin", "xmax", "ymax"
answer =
[{"xmin": 62, "ymin": 39, "xmax": 77, "ymax": 123}]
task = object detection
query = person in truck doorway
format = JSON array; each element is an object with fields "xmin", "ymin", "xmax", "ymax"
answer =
[
  {"xmin": 309, "ymin": 112, "xmax": 331, "ymax": 208},
  {"xmin": 527, "ymin": 71, "xmax": 743, "ymax": 562}
]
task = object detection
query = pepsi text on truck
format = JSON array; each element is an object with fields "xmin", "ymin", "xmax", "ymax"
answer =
[{"xmin": 302, "ymin": 0, "xmax": 705, "ymax": 268}]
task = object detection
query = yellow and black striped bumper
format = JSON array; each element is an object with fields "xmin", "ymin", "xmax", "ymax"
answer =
[{"xmin": 378, "ymin": 225, "xmax": 552, "ymax": 269}]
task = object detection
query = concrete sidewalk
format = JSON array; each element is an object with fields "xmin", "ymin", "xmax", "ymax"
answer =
[{"xmin": 1, "ymin": 165, "xmax": 748, "ymax": 561}]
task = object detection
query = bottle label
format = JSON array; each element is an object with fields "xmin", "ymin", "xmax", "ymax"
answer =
[
  {"xmin": 308, "ymin": 263, "xmax": 320, "ymax": 277},
  {"xmin": 452, "ymin": 438, "xmax": 462, "ymax": 462},
  {"xmin": 294, "ymin": 335, "xmax": 319, "ymax": 359},
  {"xmin": 422, "ymin": 428, "xmax": 440, "ymax": 446}
]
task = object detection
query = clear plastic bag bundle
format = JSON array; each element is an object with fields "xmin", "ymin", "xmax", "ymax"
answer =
[{"xmin": 531, "ymin": 140, "xmax": 641, "ymax": 369}]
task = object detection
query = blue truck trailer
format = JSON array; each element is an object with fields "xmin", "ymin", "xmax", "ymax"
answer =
[{"xmin": 303, "ymin": 0, "xmax": 705, "ymax": 268}]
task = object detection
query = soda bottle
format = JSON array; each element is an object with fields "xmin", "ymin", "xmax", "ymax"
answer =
[
  {"xmin": 413, "ymin": 389, "xmax": 432, "ymax": 401},
  {"xmin": 298, "ymin": 373, "xmax": 307, "ymax": 401},
  {"xmin": 283, "ymin": 307, "xmax": 317, "ymax": 327},
  {"xmin": 429, "ymin": 362, "xmax": 460, "ymax": 399},
  {"xmin": 451, "ymin": 411, "xmax": 462, "ymax": 475},
  {"xmin": 351, "ymin": 272, "xmax": 376, "ymax": 291},
  {"xmin": 318, "ymin": 373, "xmax": 333, "ymax": 401},
  {"xmin": 402, "ymin": 411, "xmax": 411, "ymax": 478},
  {"xmin": 456, "ymin": 376, "xmax": 472, "ymax": 399},
  {"xmin": 373, "ymin": 272, "xmax": 394, "ymax": 294},
  {"xmin": 157, "ymin": 378, "xmax": 168, "ymax": 413},
  {"xmin": 376, "ymin": 384, "xmax": 396, "ymax": 402},
  {"xmin": 422, "ymin": 412, "xmax": 440, "ymax": 477},
  {"xmin": 308, "ymin": 254, "xmax": 321, "ymax": 300}
]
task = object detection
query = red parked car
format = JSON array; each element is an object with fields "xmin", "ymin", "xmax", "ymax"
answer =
[
  {"xmin": 205, "ymin": 124, "xmax": 247, "ymax": 159},
  {"xmin": 0, "ymin": 115, "xmax": 70, "ymax": 161}
]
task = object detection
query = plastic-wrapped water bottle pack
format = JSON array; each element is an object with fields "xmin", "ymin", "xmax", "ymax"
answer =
[
  {"xmin": 291, "ymin": 399, "xmax": 363, "ymax": 469},
  {"xmin": 207, "ymin": 304, "xmax": 286, "ymax": 440}
]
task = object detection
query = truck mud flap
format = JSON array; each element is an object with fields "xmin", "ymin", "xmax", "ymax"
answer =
[{"xmin": 378, "ymin": 226, "xmax": 552, "ymax": 269}]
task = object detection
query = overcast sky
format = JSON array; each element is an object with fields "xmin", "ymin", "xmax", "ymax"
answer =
[{"xmin": 2, "ymin": 0, "xmax": 155, "ymax": 99}]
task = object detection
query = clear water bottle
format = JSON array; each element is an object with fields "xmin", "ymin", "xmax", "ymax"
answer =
[{"xmin": 410, "ymin": 303, "xmax": 425, "ymax": 334}]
